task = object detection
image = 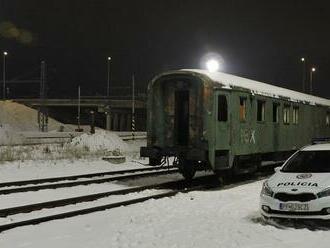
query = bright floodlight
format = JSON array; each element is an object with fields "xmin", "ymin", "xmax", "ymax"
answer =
[
  {"xmin": 206, "ymin": 59, "xmax": 219, "ymax": 72},
  {"xmin": 107, "ymin": 56, "xmax": 111, "ymax": 61},
  {"xmin": 301, "ymin": 57, "xmax": 305, "ymax": 62},
  {"xmin": 312, "ymin": 67, "xmax": 316, "ymax": 72},
  {"xmin": 3, "ymin": 51, "xmax": 8, "ymax": 56}
]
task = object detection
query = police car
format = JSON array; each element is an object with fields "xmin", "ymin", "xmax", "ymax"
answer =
[{"xmin": 260, "ymin": 143, "xmax": 330, "ymax": 219}]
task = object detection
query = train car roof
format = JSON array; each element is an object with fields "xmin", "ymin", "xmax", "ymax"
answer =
[{"xmin": 183, "ymin": 69, "xmax": 330, "ymax": 107}]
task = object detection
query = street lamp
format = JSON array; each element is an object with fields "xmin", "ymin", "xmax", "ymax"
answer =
[
  {"xmin": 301, "ymin": 57, "xmax": 306, "ymax": 92},
  {"xmin": 105, "ymin": 56, "xmax": 112, "ymax": 130},
  {"xmin": 310, "ymin": 67, "xmax": 316, "ymax": 94},
  {"xmin": 2, "ymin": 51, "xmax": 8, "ymax": 99},
  {"xmin": 107, "ymin": 56, "xmax": 111, "ymax": 97},
  {"xmin": 206, "ymin": 59, "xmax": 220, "ymax": 72}
]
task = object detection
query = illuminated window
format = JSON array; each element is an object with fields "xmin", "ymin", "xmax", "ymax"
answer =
[
  {"xmin": 283, "ymin": 105, "xmax": 290, "ymax": 124},
  {"xmin": 273, "ymin": 103, "xmax": 279, "ymax": 123},
  {"xmin": 257, "ymin": 100, "xmax": 265, "ymax": 122},
  {"xmin": 293, "ymin": 106, "xmax": 299, "ymax": 124},
  {"xmin": 239, "ymin": 97, "xmax": 247, "ymax": 121},
  {"xmin": 218, "ymin": 95, "xmax": 228, "ymax": 122}
]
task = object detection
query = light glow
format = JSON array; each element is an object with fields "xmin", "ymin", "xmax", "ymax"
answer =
[
  {"xmin": 107, "ymin": 56, "xmax": 111, "ymax": 61},
  {"xmin": 312, "ymin": 67, "xmax": 316, "ymax": 72},
  {"xmin": 301, "ymin": 57, "xmax": 305, "ymax": 62},
  {"xmin": 3, "ymin": 51, "xmax": 7, "ymax": 56},
  {"xmin": 206, "ymin": 59, "xmax": 220, "ymax": 72}
]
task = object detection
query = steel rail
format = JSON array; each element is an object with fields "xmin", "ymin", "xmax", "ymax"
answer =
[
  {"xmin": 0, "ymin": 176, "xmax": 216, "ymax": 233},
  {"xmin": 0, "ymin": 166, "xmax": 175, "ymax": 188},
  {"xmin": 0, "ymin": 177, "xmax": 214, "ymax": 217},
  {"xmin": 0, "ymin": 169, "xmax": 179, "ymax": 195}
]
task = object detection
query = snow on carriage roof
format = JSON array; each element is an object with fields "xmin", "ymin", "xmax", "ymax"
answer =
[{"xmin": 182, "ymin": 69, "xmax": 330, "ymax": 107}]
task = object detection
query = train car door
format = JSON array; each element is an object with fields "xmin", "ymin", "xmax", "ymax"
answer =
[
  {"xmin": 213, "ymin": 91, "xmax": 231, "ymax": 170},
  {"xmin": 174, "ymin": 90, "xmax": 190, "ymax": 146}
]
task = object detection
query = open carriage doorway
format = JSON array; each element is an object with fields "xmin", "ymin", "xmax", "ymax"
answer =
[{"xmin": 175, "ymin": 90, "xmax": 190, "ymax": 146}]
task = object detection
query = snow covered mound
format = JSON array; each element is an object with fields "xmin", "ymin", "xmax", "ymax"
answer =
[
  {"xmin": 69, "ymin": 130, "xmax": 129, "ymax": 153},
  {"xmin": 0, "ymin": 124, "xmax": 24, "ymax": 145},
  {"xmin": 0, "ymin": 100, "xmax": 69, "ymax": 131}
]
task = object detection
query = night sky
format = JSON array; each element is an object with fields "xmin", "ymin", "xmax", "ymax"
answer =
[{"xmin": 0, "ymin": 0, "xmax": 329, "ymax": 98}]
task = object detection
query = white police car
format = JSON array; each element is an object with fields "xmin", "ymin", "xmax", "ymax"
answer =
[{"xmin": 260, "ymin": 143, "xmax": 330, "ymax": 219}]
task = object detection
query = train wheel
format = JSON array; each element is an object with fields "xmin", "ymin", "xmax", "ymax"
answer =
[
  {"xmin": 215, "ymin": 169, "xmax": 233, "ymax": 185},
  {"xmin": 178, "ymin": 159, "xmax": 196, "ymax": 180}
]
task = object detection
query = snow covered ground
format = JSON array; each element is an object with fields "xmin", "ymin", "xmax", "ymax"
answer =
[
  {"xmin": 0, "ymin": 159, "xmax": 143, "ymax": 183},
  {"xmin": 1, "ymin": 175, "xmax": 330, "ymax": 248},
  {"xmin": 0, "ymin": 147, "xmax": 329, "ymax": 248},
  {"xmin": 0, "ymin": 156, "xmax": 330, "ymax": 247},
  {"xmin": 1, "ymin": 152, "xmax": 329, "ymax": 247}
]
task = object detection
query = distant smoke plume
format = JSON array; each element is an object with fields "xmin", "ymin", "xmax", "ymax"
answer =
[{"xmin": 0, "ymin": 21, "xmax": 35, "ymax": 44}]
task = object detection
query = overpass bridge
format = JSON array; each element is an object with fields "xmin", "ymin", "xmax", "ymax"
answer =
[{"xmin": 13, "ymin": 98, "xmax": 146, "ymax": 131}]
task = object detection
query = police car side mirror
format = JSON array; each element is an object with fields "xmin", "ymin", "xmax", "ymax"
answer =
[{"xmin": 274, "ymin": 166, "xmax": 281, "ymax": 173}]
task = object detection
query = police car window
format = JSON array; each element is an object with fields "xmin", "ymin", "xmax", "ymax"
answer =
[{"xmin": 281, "ymin": 151, "xmax": 330, "ymax": 173}]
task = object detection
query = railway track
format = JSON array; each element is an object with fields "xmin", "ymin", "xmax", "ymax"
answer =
[
  {"xmin": 0, "ymin": 175, "xmax": 217, "ymax": 233},
  {"xmin": 0, "ymin": 165, "xmax": 175, "ymax": 188},
  {"xmin": 0, "ymin": 161, "xmax": 280, "ymax": 233},
  {"xmin": 0, "ymin": 166, "xmax": 178, "ymax": 195}
]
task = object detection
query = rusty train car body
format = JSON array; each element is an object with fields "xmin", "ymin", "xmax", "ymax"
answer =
[{"xmin": 140, "ymin": 69, "xmax": 330, "ymax": 179}]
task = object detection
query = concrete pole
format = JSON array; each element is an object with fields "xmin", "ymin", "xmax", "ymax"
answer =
[
  {"xmin": 2, "ymin": 52, "xmax": 7, "ymax": 99},
  {"xmin": 131, "ymin": 74, "xmax": 135, "ymax": 139},
  {"xmin": 310, "ymin": 67, "xmax": 316, "ymax": 94},
  {"xmin": 106, "ymin": 112, "xmax": 111, "ymax": 130},
  {"xmin": 77, "ymin": 85, "xmax": 81, "ymax": 130},
  {"xmin": 301, "ymin": 58, "xmax": 306, "ymax": 92},
  {"xmin": 107, "ymin": 57, "xmax": 111, "ymax": 97}
]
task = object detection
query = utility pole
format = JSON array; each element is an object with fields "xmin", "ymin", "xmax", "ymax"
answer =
[
  {"xmin": 2, "ymin": 51, "xmax": 8, "ymax": 99},
  {"xmin": 77, "ymin": 85, "xmax": 81, "ymax": 131},
  {"xmin": 310, "ymin": 67, "xmax": 316, "ymax": 94},
  {"xmin": 107, "ymin": 57, "xmax": 111, "ymax": 97},
  {"xmin": 38, "ymin": 61, "xmax": 48, "ymax": 132},
  {"xmin": 106, "ymin": 57, "xmax": 111, "ymax": 130},
  {"xmin": 131, "ymin": 74, "xmax": 135, "ymax": 140},
  {"xmin": 301, "ymin": 58, "xmax": 306, "ymax": 92}
]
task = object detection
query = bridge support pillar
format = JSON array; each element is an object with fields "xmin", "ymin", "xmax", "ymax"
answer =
[
  {"xmin": 106, "ymin": 113, "xmax": 112, "ymax": 130},
  {"xmin": 127, "ymin": 114, "xmax": 132, "ymax": 131},
  {"xmin": 113, "ymin": 113, "xmax": 119, "ymax": 131},
  {"xmin": 119, "ymin": 114, "xmax": 126, "ymax": 131}
]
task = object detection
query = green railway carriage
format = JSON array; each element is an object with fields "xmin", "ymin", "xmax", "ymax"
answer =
[{"xmin": 140, "ymin": 69, "xmax": 330, "ymax": 179}]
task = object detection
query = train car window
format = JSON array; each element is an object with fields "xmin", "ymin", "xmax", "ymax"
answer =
[
  {"xmin": 218, "ymin": 95, "xmax": 228, "ymax": 122},
  {"xmin": 293, "ymin": 106, "xmax": 299, "ymax": 124},
  {"xmin": 283, "ymin": 105, "xmax": 290, "ymax": 124},
  {"xmin": 273, "ymin": 103, "xmax": 279, "ymax": 123},
  {"xmin": 239, "ymin": 97, "xmax": 247, "ymax": 121},
  {"xmin": 257, "ymin": 100, "xmax": 265, "ymax": 122},
  {"xmin": 326, "ymin": 112, "xmax": 330, "ymax": 126}
]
